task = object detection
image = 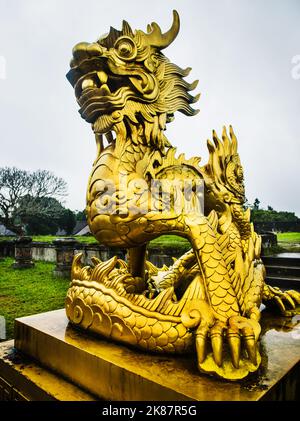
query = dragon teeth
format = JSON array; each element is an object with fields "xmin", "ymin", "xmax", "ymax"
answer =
[
  {"xmin": 97, "ymin": 71, "xmax": 108, "ymax": 84},
  {"xmin": 98, "ymin": 84, "xmax": 111, "ymax": 96},
  {"xmin": 81, "ymin": 78, "xmax": 96, "ymax": 91}
]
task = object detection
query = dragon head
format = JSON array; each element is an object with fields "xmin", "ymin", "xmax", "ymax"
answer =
[
  {"xmin": 202, "ymin": 126, "xmax": 246, "ymax": 208},
  {"xmin": 66, "ymin": 10, "xmax": 199, "ymax": 150},
  {"xmin": 202, "ymin": 126, "xmax": 252, "ymax": 245}
]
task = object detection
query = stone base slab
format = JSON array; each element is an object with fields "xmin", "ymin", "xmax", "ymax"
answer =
[
  {"xmin": 0, "ymin": 340, "xmax": 95, "ymax": 401},
  {"xmin": 4, "ymin": 308, "xmax": 299, "ymax": 400}
]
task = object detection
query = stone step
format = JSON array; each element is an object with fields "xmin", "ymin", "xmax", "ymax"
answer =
[
  {"xmin": 266, "ymin": 275, "xmax": 300, "ymax": 290},
  {"xmin": 262, "ymin": 256, "xmax": 300, "ymax": 268},
  {"xmin": 265, "ymin": 265, "xmax": 300, "ymax": 278}
]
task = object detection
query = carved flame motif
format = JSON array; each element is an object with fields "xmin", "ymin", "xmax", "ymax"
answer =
[{"xmin": 66, "ymin": 11, "xmax": 300, "ymax": 380}]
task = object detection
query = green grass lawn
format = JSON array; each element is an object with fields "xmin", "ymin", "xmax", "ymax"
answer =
[
  {"xmin": 276, "ymin": 232, "xmax": 300, "ymax": 252},
  {"xmin": 149, "ymin": 235, "xmax": 190, "ymax": 253},
  {"xmin": 1, "ymin": 232, "xmax": 300, "ymax": 256},
  {"xmin": 0, "ymin": 235, "xmax": 98, "ymax": 244},
  {"xmin": 0, "ymin": 258, "xmax": 69, "ymax": 340},
  {"xmin": 277, "ymin": 232, "xmax": 300, "ymax": 243},
  {"xmin": 32, "ymin": 235, "xmax": 98, "ymax": 244},
  {"xmin": 2, "ymin": 232, "xmax": 299, "ymax": 247},
  {"xmin": 0, "ymin": 234, "xmax": 191, "ymax": 251}
]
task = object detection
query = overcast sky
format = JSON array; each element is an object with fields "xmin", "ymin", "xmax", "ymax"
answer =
[{"xmin": 0, "ymin": 0, "xmax": 299, "ymax": 215}]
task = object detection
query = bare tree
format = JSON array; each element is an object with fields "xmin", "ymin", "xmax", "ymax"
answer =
[{"xmin": 0, "ymin": 167, "xmax": 67, "ymax": 235}]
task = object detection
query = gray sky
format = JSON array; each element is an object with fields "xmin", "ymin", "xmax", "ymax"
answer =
[{"xmin": 0, "ymin": 0, "xmax": 300, "ymax": 215}]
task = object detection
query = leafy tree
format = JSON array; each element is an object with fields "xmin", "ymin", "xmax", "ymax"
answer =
[
  {"xmin": 0, "ymin": 167, "xmax": 67, "ymax": 234},
  {"xmin": 25, "ymin": 206, "xmax": 76, "ymax": 236},
  {"xmin": 243, "ymin": 198, "xmax": 251, "ymax": 210},
  {"xmin": 74, "ymin": 209, "xmax": 87, "ymax": 222},
  {"xmin": 251, "ymin": 209, "xmax": 299, "ymax": 223},
  {"xmin": 249, "ymin": 199, "xmax": 299, "ymax": 224},
  {"xmin": 252, "ymin": 198, "xmax": 260, "ymax": 210},
  {"xmin": 20, "ymin": 196, "xmax": 69, "ymax": 235},
  {"xmin": 58, "ymin": 209, "xmax": 76, "ymax": 235}
]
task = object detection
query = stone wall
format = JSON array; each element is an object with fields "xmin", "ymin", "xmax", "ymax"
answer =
[
  {"xmin": 30, "ymin": 242, "xmax": 126, "ymax": 265},
  {"xmin": 0, "ymin": 233, "xmax": 278, "ymax": 269},
  {"xmin": 0, "ymin": 241, "xmax": 14, "ymax": 258},
  {"xmin": 260, "ymin": 232, "xmax": 277, "ymax": 249},
  {"xmin": 31, "ymin": 242, "xmax": 56, "ymax": 262},
  {"xmin": 146, "ymin": 246, "xmax": 184, "ymax": 267},
  {"xmin": 6, "ymin": 241, "xmax": 180, "ymax": 268}
]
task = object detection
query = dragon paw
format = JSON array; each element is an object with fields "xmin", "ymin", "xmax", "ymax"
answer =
[
  {"xmin": 196, "ymin": 316, "xmax": 261, "ymax": 380},
  {"xmin": 264, "ymin": 285, "xmax": 300, "ymax": 316}
]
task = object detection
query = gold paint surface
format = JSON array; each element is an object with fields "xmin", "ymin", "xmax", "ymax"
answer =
[
  {"xmin": 65, "ymin": 10, "xmax": 300, "ymax": 380},
  {"xmin": 13, "ymin": 309, "xmax": 300, "ymax": 401}
]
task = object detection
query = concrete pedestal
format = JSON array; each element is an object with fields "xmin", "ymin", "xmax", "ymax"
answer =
[
  {"xmin": 12, "ymin": 237, "xmax": 34, "ymax": 269},
  {"xmin": 52, "ymin": 238, "xmax": 78, "ymax": 278},
  {"xmin": 0, "ymin": 309, "xmax": 299, "ymax": 401},
  {"xmin": 0, "ymin": 340, "xmax": 95, "ymax": 400}
]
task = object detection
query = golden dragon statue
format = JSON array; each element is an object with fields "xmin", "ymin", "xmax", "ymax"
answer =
[{"xmin": 65, "ymin": 10, "xmax": 300, "ymax": 380}]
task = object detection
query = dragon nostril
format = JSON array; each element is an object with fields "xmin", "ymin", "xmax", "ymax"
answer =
[
  {"xmin": 87, "ymin": 43, "xmax": 104, "ymax": 57},
  {"xmin": 72, "ymin": 42, "xmax": 90, "ymax": 61}
]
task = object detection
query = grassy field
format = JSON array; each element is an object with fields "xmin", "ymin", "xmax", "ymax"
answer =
[
  {"xmin": 149, "ymin": 235, "xmax": 190, "ymax": 252},
  {"xmin": 0, "ymin": 234, "xmax": 191, "ymax": 251},
  {"xmin": 32, "ymin": 235, "xmax": 98, "ymax": 244},
  {"xmin": 276, "ymin": 232, "xmax": 300, "ymax": 253},
  {"xmin": 0, "ymin": 258, "xmax": 69, "ymax": 340},
  {"xmin": 1, "ymin": 232, "xmax": 299, "ymax": 246},
  {"xmin": 0, "ymin": 235, "xmax": 98, "ymax": 244},
  {"xmin": 277, "ymin": 232, "xmax": 300, "ymax": 243}
]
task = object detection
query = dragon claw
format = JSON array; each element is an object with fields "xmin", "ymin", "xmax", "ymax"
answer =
[
  {"xmin": 227, "ymin": 329, "xmax": 241, "ymax": 368},
  {"xmin": 243, "ymin": 332, "xmax": 257, "ymax": 365},
  {"xmin": 228, "ymin": 316, "xmax": 260, "ymax": 366},
  {"xmin": 274, "ymin": 295, "xmax": 286, "ymax": 313},
  {"xmin": 195, "ymin": 324, "xmax": 209, "ymax": 364},
  {"xmin": 210, "ymin": 321, "xmax": 226, "ymax": 367},
  {"xmin": 286, "ymin": 290, "xmax": 300, "ymax": 305},
  {"xmin": 283, "ymin": 292, "xmax": 296, "ymax": 309},
  {"xmin": 264, "ymin": 285, "xmax": 300, "ymax": 315},
  {"xmin": 196, "ymin": 315, "xmax": 261, "ymax": 378}
]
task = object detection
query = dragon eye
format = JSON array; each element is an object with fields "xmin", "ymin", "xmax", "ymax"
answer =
[{"xmin": 114, "ymin": 36, "xmax": 137, "ymax": 61}]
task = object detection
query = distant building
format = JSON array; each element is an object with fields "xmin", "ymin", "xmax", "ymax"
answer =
[
  {"xmin": 72, "ymin": 221, "xmax": 91, "ymax": 236},
  {"xmin": 0, "ymin": 224, "xmax": 16, "ymax": 236},
  {"xmin": 75, "ymin": 224, "xmax": 91, "ymax": 236},
  {"xmin": 55, "ymin": 228, "xmax": 67, "ymax": 236}
]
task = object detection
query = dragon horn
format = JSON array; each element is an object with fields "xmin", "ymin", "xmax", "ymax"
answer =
[
  {"xmin": 122, "ymin": 20, "xmax": 134, "ymax": 37},
  {"xmin": 143, "ymin": 10, "xmax": 180, "ymax": 49}
]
